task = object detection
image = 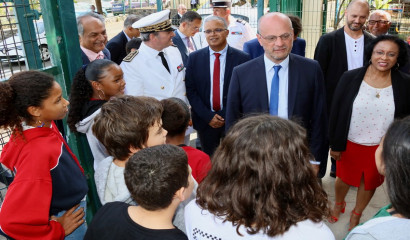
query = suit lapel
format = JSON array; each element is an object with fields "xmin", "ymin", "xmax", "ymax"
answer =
[
  {"xmin": 174, "ymin": 32, "xmax": 188, "ymax": 57},
  {"xmin": 336, "ymin": 28, "xmax": 348, "ymax": 71},
  {"xmin": 204, "ymin": 47, "xmax": 211, "ymax": 96},
  {"xmin": 254, "ymin": 56, "xmax": 269, "ymax": 110},
  {"xmin": 223, "ymin": 46, "xmax": 233, "ymax": 97},
  {"xmin": 287, "ymin": 54, "xmax": 298, "ymax": 116}
]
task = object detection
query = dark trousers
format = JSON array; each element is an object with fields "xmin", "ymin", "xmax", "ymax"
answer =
[{"xmin": 197, "ymin": 125, "xmax": 224, "ymax": 157}]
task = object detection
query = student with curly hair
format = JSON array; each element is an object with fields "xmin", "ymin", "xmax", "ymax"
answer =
[
  {"xmin": 161, "ymin": 97, "xmax": 211, "ymax": 183},
  {"xmin": 67, "ymin": 59, "xmax": 125, "ymax": 170},
  {"xmin": 185, "ymin": 115, "xmax": 334, "ymax": 239},
  {"xmin": 0, "ymin": 71, "xmax": 88, "ymax": 239}
]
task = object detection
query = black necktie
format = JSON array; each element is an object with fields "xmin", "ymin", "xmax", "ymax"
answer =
[{"xmin": 158, "ymin": 52, "xmax": 170, "ymax": 73}]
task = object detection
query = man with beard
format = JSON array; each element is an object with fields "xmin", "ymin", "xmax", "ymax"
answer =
[
  {"xmin": 226, "ymin": 13, "xmax": 328, "ymax": 177},
  {"xmin": 314, "ymin": 0, "xmax": 373, "ymax": 178},
  {"xmin": 77, "ymin": 12, "xmax": 110, "ymax": 64}
]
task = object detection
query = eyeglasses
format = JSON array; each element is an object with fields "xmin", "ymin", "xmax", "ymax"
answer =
[
  {"xmin": 259, "ymin": 33, "xmax": 293, "ymax": 42},
  {"xmin": 368, "ymin": 20, "xmax": 390, "ymax": 25},
  {"xmin": 204, "ymin": 28, "xmax": 227, "ymax": 34},
  {"xmin": 373, "ymin": 50, "xmax": 398, "ymax": 58}
]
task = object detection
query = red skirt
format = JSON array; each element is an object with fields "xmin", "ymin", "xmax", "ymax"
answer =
[{"xmin": 336, "ymin": 140, "xmax": 384, "ymax": 190}]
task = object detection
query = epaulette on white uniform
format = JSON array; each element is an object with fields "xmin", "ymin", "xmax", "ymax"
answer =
[
  {"xmin": 236, "ymin": 18, "xmax": 247, "ymax": 25},
  {"xmin": 123, "ymin": 50, "xmax": 139, "ymax": 62}
]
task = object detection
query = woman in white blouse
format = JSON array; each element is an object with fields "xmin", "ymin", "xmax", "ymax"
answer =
[{"xmin": 328, "ymin": 35, "xmax": 410, "ymax": 231}]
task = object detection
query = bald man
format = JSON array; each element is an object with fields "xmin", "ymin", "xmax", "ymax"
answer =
[
  {"xmin": 226, "ymin": 13, "xmax": 328, "ymax": 177},
  {"xmin": 314, "ymin": 0, "xmax": 374, "ymax": 178}
]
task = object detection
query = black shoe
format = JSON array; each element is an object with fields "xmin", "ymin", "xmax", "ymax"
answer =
[{"xmin": 330, "ymin": 171, "xmax": 336, "ymax": 178}]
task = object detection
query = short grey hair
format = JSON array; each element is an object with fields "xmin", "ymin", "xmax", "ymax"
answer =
[
  {"xmin": 140, "ymin": 32, "xmax": 159, "ymax": 42},
  {"xmin": 124, "ymin": 14, "xmax": 141, "ymax": 28},
  {"xmin": 77, "ymin": 12, "xmax": 105, "ymax": 36},
  {"xmin": 370, "ymin": 10, "xmax": 391, "ymax": 22},
  {"xmin": 203, "ymin": 16, "xmax": 227, "ymax": 29}
]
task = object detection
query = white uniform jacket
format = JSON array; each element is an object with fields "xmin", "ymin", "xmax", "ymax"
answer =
[{"xmin": 121, "ymin": 42, "xmax": 188, "ymax": 102}]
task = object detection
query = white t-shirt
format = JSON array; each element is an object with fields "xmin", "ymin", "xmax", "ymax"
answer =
[
  {"xmin": 344, "ymin": 32, "xmax": 364, "ymax": 71},
  {"xmin": 184, "ymin": 200, "xmax": 335, "ymax": 240}
]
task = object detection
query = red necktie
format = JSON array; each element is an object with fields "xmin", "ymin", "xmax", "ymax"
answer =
[{"xmin": 213, "ymin": 53, "xmax": 221, "ymax": 111}]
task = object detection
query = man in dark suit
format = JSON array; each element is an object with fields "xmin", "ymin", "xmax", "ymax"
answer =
[
  {"xmin": 243, "ymin": 14, "xmax": 306, "ymax": 59},
  {"xmin": 106, "ymin": 14, "xmax": 141, "ymax": 64},
  {"xmin": 314, "ymin": 0, "xmax": 373, "ymax": 177},
  {"xmin": 172, "ymin": 11, "xmax": 202, "ymax": 66},
  {"xmin": 77, "ymin": 12, "xmax": 111, "ymax": 64},
  {"xmin": 226, "ymin": 12, "xmax": 328, "ymax": 176},
  {"xmin": 171, "ymin": 4, "xmax": 187, "ymax": 27},
  {"xmin": 186, "ymin": 16, "xmax": 250, "ymax": 156}
]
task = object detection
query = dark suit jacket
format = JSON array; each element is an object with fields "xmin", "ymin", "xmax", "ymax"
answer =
[
  {"xmin": 226, "ymin": 54, "xmax": 328, "ymax": 165},
  {"xmin": 243, "ymin": 37, "xmax": 306, "ymax": 59},
  {"xmin": 314, "ymin": 28, "xmax": 374, "ymax": 114},
  {"xmin": 81, "ymin": 48, "xmax": 111, "ymax": 65},
  {"xmin": 106, "ymin": 31, "xmax": 128, "ymax": 65},
  {"xmin": 185, "ymin": 46, "xmax": 250, "ymax": 132},
  {"xmin": 329, "ymin": 66, "xmax": 410, "ymax": 151},
  {"xmin": 172, "ymin": 30, "xmax": 189, "ymax": 66},
  {"xmin": 172, "ymin": 14, "xmax": 181, "ymax": 27}
]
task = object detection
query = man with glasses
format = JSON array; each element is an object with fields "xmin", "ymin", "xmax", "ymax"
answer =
[
  {"xmin": 185, "ymin": 16, "xmax": 250, "ymax": 156},
  {"xmin": 207, "ymin": 0, "xmax": 255, "ymax": 50},
  {"xmin": 226, "ymin": 13, "xmax": 328, "ymax": 177},
  {"xmin": 172, "ymin": 11, "xmax": 203, "ymax": 65},
  {"xmin": 314, "ymin": 0, "xmax": 373, "ymax": 178},
  {"xmin": 367, "ymin": 10, "xmax": 391, "ymax": 37},
  {"xmin": 121, "ymin": 10, "xmax": 187, "ymax": 103}
]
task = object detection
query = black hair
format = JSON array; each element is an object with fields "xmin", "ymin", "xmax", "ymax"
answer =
[
  {"xmin": 67, "ymin": 59, "xmax": 117, "ymax": 132},
  {"xmin": 365, "ymin": 35, "xmax": 409, "ymax": 68},
  {"xmin": 124, "ymin": 144, "xmax": 189, "ymax": 211},
  {"xmin": 161, "ymin": 98, "xmax": 190, "ymax": 137},
  {"xmin": 125, "ymin": 38, "xmax": 142, "ymax": 54},
  {"xmin": 382, "ymin": 116, "xmax": 410, "ymax": 218},
  {"xmin": 180, "ymin": 11, "xmax": 202, "ymax": 23},
  {"xmin": 0, "ymin": 71, "xmax": 55, "ymax": 135}
]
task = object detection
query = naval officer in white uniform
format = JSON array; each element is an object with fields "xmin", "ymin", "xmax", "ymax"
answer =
[{"xmin": 121, "ymin": 9, "xmax": 187, "ymax": 103}]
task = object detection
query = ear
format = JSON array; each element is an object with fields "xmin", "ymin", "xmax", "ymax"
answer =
[
  {"xmin": 174, "ymin": 186, "xmax": 187, "ymax": 202},
  {"xmin": 27, "ymin": 105, "xmax": 42, "ymax": 118},
  {"xmin": 226, "ymin": 8, "xmax": 231, "ymax": 15},
  {"xmin": 256, "ymin": 34, "xmax": 263, "ymax": 46},
  {"xmin": 91, "ymin": 80, "xmax": 101, "ymax": 91},
  {"xmin": 180, "ymin": 22, "xmax": 187, "ymax": 29}
]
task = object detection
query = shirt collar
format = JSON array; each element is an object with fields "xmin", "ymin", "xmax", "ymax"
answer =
[
  {"xmin": 140, "ymin": 42, "xmax": 162, "ymax": 57},
  {"xmin": 177, "ymin": 29, "xmax": 188, "ymax": 39},
  {"xmin": 264, "ymin": 54, "xmax": 290, "ymax": 72},
  {"xmin": 209, "ymin": 44, "xmax": 228, "ymax": 56},
  {"xmin": 81, "ymin": 46, "xmax": 104, "ymax": 61},
  {"xmin": 123, "ymin": 30, "xmax": 132, "ymax": 41}
]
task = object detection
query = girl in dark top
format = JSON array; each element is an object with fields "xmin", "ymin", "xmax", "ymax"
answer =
[
  {"xmin": 0, "ymin": 71, "xmax": 88, "ymax": 239},
  {"xmin": 67, "ymin": 59, "xmax": 125, "ymax": 170}
]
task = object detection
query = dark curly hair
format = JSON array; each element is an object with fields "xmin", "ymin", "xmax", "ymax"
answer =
[
  {"xmin": 92, "ymin": 95, "xmax": 163, "ymax": 160},
  {"xmin": 382, "ymin": 116, "xmax": 410, "ymax": 218},
  {"xmin": 365, "ymin": 35, "xmax": 409, "ymax": 68},
  {"xmin": 125, "ymin": 144, "xmax": 189, "ymax": 211},
  {"xmin": 161, "ymin": 97, "xmax": 190, "ymax": 137},
  {"xmin": 197, "ymin": 115, "xmax": 329, "ymax": 237},
  {"xmin": 67, "ymin": 59, "xmax": 117, "ymax": 132},
  {"xmin": 0, "ymin": 71, "xmax": 55, "ymax": 135}
]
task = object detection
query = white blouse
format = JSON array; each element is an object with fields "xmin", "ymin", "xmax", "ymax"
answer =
[{"xmin": 348, "ymin": 81, "xmax": 394, "ymax": 145}]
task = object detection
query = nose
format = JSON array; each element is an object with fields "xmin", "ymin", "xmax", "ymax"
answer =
[
  {"xmin": 163, "ymin": 128, "xmax": 168, "ymax": 136},
  {"xmin": 64, "ymin": 98, "xmax": 70, "ymax": 106}
]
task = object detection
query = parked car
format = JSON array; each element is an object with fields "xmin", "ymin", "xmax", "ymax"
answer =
[
  {"xmin": 0, "ymin": 21, "xmax": 49, "ymax": 63},
  {"xmin": 111, "ymin": 0, "xmax": 153, "ymax": 15}
]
